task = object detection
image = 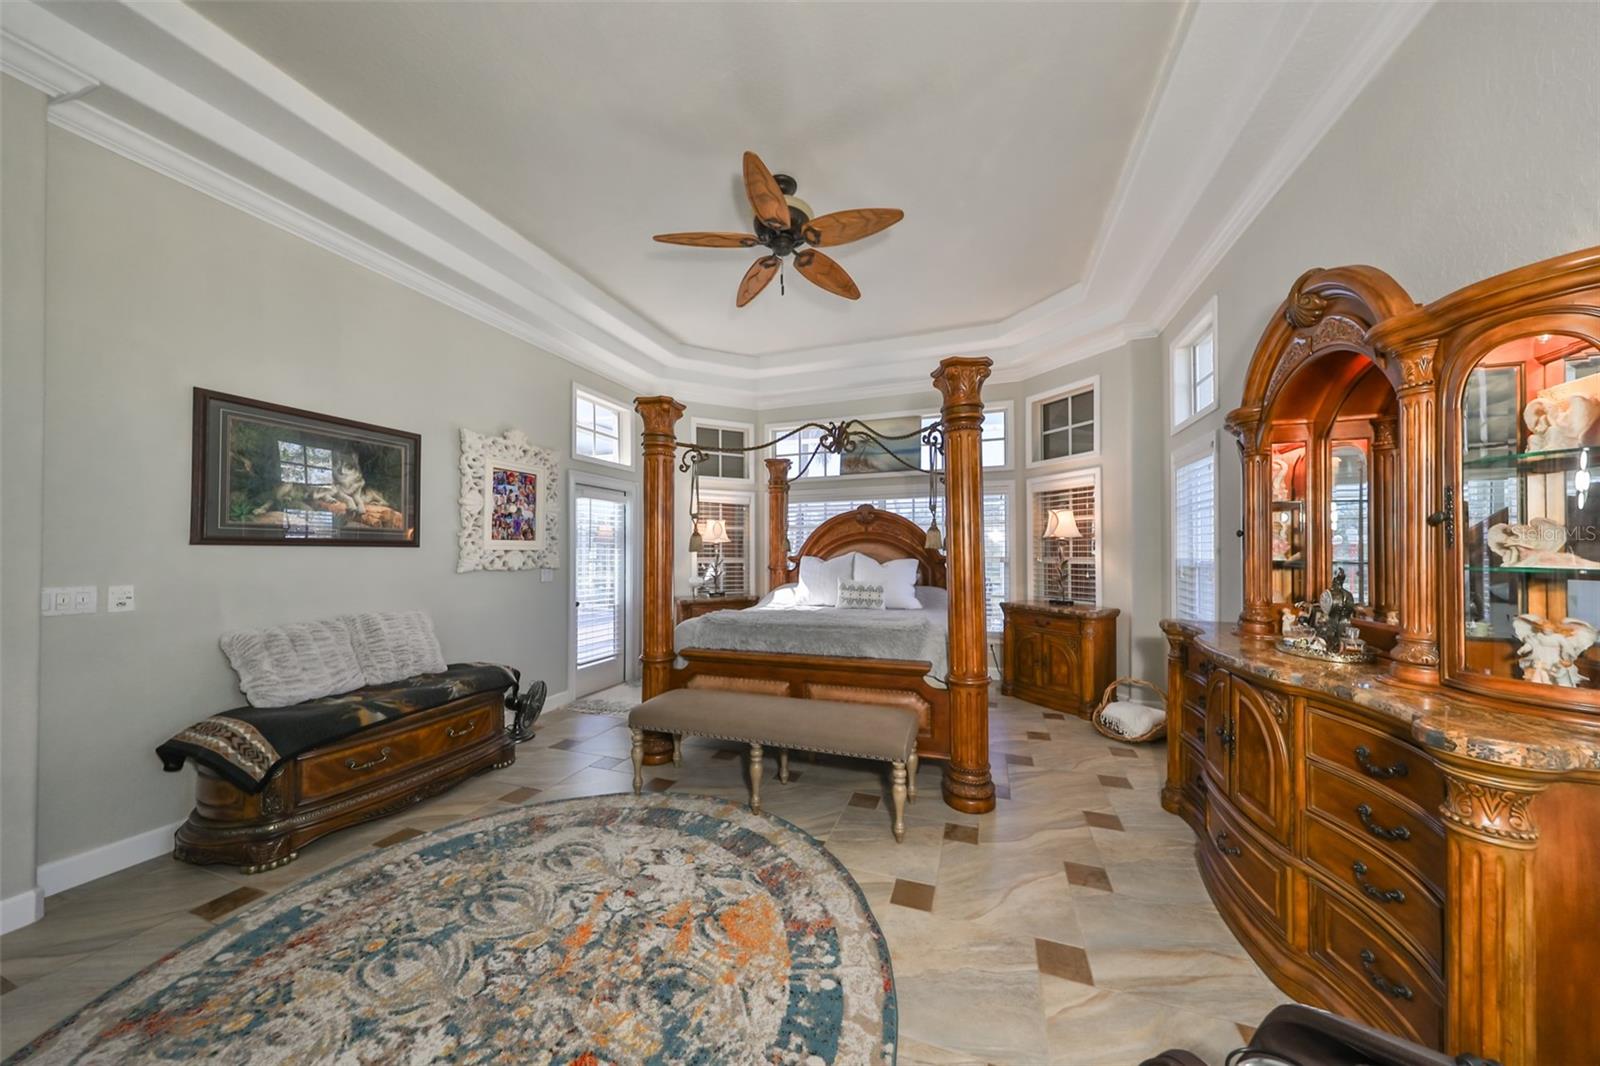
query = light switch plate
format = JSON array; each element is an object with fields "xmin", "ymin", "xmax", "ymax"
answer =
[
  {"xmin": 71, "ymin": 587, "xmax": 97, "ymax": 613},
  {"xmin": 540, "ymin": 568, "xmax": 554, "ymax": 583},
  {"xmin": 42, "ymin": 586, "xmax": 96, "ymax": 615},
  {"xmin": 108, "ymin": 585, "xmax": 135, "ymax": 612}
]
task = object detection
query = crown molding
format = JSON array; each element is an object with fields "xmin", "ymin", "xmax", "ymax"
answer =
[{"xmin": 1, "ymin": 0, "xmax": 1432, "ymax": 410}]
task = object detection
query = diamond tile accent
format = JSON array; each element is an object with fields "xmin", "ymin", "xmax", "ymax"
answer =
[
  {"xmin": 1097, "ymin": 774, "xmax": 1134, "ymax": 790},
  {"xmin": 712, "ymin": 749, "xmax": 740, "ymax": 761},
  {"xmin": 889, "ymin": 879, "xmax": 936, "ymax": 911},
  {"xmin": 644, "ymin": 777, "xmax": 674, "ymax": 793},
  {"xmin": 498, "ymin": 787, "xmax": 541, "ymax": 803},
  {"xmin": 1042, "ymin": 712, "xmax": 1067, "ymax": 720},
  {"xmin": 1064, "ymin": 861, "xmax": 1113, "ymax": 892},
  {"xmin": 944, "ymin": 823, "xmax": 980, "ymax": 845},
  {"xmin": 1084, "ymin": 810, "xmax": 1125, "ymax": 831},
  {"xmin": 373, "ymin": 827, "xmax": 426, "ymax": 847},
  {"xmin": 1237, "ymin": 1023, "xmax": 1257, "ymax": 1044},
  {"xmin": 1026, "ymin": 731, "xmax": 1051, "ymax": 741},
  {"xmin": 589, "ymin": 756, "xmax": 628, "ymax": 770},
  {"xmin": 1035, "ymin": 938, "xmax": 1094, "ymax": 985},
  {"xmin": 1108, "ymin": 746, "xmax": 1138, "ymax": 758},
  {"xmin": 0, "ymin": 976, "xmax": 15, "ymax": 996},
  {"xmin": 1002, "ymin": 752, "xmax": 1034, "ymax": 766},
  {"xmin": 189, "ymin": 886, "xmax": 265, "ymax": 921},
  {"xmin": 551, "ymin": 738, "xmax": 585, "ymax": 751},
  {"xmin": 848, "ymin": 792, "xmax": 881, "ymax": 810}
]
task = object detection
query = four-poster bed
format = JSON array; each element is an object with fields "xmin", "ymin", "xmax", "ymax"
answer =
[{"xmin": 634, "ymin": 355, "xmax": 996, "ymax": 813}]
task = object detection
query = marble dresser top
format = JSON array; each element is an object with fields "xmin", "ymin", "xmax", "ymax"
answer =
[
  {"xmin": 1162, "ymin": 620, "xmax": 1600, "ymax": 777},
  {"xmin": 1002, "ymin": 600, "xmax": 1121, "ymax": 620}
]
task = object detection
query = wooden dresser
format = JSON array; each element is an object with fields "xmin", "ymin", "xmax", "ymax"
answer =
[
  {"xmin": 1000, "ymin": 601, "xmax": 1119, "ymax": 716},
  {"xmin": 674, "ymin": 595, "xmax": 758, "ymax": 623},
  {"xmin": 1160, "ymin": 249, "xmax": 1600, "ymax": 1065}
]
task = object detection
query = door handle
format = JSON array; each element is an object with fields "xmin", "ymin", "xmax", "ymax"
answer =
[
  {"xmin": 1352, "ymin": 861, "xmax": 1406, "ymax": 904},
  {"xmin": 1214, "ymin": 830, "xmax": 1242, "ymax": 856},
  {"xmin": 1355, "ymin": 803, "xmax": 1411, "ymax": 841}
]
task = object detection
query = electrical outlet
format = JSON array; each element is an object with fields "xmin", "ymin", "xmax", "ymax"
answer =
[
  {"xmin": 540, "ymin": 568, "xmax": 554, "ymax": 583},
  {"xmin": 71, "ymin": 587, "xmax": 97, "ymax": 613},
  {"xmin": 108, "ymin": 585, "xmax": 136, "ymax": 613},
  {"xmin": 42, "ymin": 586, "xmax": 98, "ymax": 615}
]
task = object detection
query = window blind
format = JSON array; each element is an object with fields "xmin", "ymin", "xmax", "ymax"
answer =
[
  {"xmin": 787, "ymin": 493, "xmax": 1010, "ymax": 632},
  {"xmin": 695, "ymin": 499, "xmax": 749, "ymax": 595},
  {"xmin": 1031, "ymin": 480, "xmax": 1098, "ymax": 604},
  {"xmin": 1173, "ymin": 451, "xmax": 1217, "ymax": 620},
  {"xmin": 575, "ymin": 493, "xmax": 625, "ymax": 667}
]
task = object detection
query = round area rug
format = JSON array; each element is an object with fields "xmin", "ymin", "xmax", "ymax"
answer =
[{"xmin": 9, "ymin": 794, "xmax": 896, "ymax": 1065}]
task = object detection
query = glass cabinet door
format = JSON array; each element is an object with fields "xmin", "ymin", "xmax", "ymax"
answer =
[
  {"xmin": 1330, "ymin": 441, "xmax": 1370, "ymax": 605},
  {"xmin": 1269, "ymin": 442, "xmax": 1307, "ymax": 605},
  {"xmin": 1458, "ymin": 335, "xmax": 1600, "ymax": 693}
]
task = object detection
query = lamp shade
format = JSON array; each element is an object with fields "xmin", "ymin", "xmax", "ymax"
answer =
[
  {"xmin": 1043, "ymin": 508, "xmax": 1081, "ymax": 540},
  {"xmin": 699, "ymin": 519, "xmax": 731, "ymax": 546}
]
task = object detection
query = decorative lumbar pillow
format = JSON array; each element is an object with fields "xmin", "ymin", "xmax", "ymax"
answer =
[
  {"xmin": 837, "ymin": 580, "xmax": 887, "ymax": 610},
  {"xmin": 797, "ymin": 554, "xmax": 856, "ymax": 607},
  {"xmin": 219, "ymin": 620, "xmax": 367, "ymax": 709},
  {"xmin": 343, "ymin": 610, "xmax": 448, "ymax": 686},
  {"xmin": 852, "ymin": 555, "xmax": 922, "ymax": 609}
]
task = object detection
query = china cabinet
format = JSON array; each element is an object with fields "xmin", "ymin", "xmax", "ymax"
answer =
[{"xmin": 1162, "ymin": 248, "xmax": 1600, "ymax": 1066}]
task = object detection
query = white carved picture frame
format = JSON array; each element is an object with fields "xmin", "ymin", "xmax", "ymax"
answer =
[{"xmin": 458, "ymin": 428, "xmax": 560, "ymax": 572}]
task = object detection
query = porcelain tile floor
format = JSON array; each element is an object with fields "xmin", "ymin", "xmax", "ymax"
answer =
[{"xmin": 0, "ymin": 689, "xmax": 1285, "ymax": 1063}]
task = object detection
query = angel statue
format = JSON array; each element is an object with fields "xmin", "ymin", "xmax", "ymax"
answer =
[{"xmin": 1512, "ymin": 615, "xmax": 1598, "ymax": 688}]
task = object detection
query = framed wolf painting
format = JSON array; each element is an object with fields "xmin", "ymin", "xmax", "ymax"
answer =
[{"xmin": 190, "ymin": 389, "xmax": 421, "ymax": 546}]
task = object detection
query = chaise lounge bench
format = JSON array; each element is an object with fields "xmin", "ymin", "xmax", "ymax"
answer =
[{"xmin": 628, "ymin": 688, "xmax": 920, "ymax": 840}]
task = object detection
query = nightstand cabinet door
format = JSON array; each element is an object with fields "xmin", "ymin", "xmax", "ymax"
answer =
[{"xmin": 1000, "ymin": 602, "xmax": 1120, "ymax": 717}]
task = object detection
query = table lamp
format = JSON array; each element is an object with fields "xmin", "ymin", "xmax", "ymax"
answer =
[
  {"xmin": 700, "ymin": 518, "xmax": 731, "ymax": 596},
  {"xmin": 1043, "ymin": 507, "xmax": 1081, "ymax": 606}
]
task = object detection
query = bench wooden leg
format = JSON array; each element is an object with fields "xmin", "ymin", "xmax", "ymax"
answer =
[
  {"xmin": 906, "ymin": 753, "xmax": 918, "ymax": 800},
  {"xmin": 749, "ymin": 742, "xmax": 763, "ymax": 814},
  {"xmin": 630, "ymin": 729, "xmax": 644, "ymax": 795},
  {"xmin": 890, "ymin": 761, "xmax": 908, "ymax": 842},
  {"xmin": 672, "ymin": 736, "xmax": 682, "ymax": 766},
  {"xmin": 778, "ymin": 749, "xmax": 789, "ymax": 784}
]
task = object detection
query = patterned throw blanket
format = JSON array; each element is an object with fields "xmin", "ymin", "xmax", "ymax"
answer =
[{"xmin": 157, "ymin": 663, "xmax": 519, "ymax": 793}]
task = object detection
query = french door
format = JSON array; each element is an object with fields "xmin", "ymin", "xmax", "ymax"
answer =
[{"xmin": 574, "ymin": 484, "xmax": 628, "ymax": 695}]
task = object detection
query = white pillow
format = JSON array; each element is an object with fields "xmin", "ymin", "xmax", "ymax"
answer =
[
  {"xmin": 219, "ymin": 620, "xmax": 366, "ymax": 708},
  {"xmin": 1100, "ymin": 701, "xmax": 1165, "ymax": 740},
  {"xmin": 853, "ymin": 555, "xmax": 921, "ymax": 609},
  {"xmin": 796, "ymin": 554, "xmax": 856, "ymax": 606},
  {"xmin": 342, "ymin": 610, "xmax": 447, "ymax": 686}
]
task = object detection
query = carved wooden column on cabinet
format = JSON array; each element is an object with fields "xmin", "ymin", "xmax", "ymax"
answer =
[
  {"xmin": 635, "ymin": 395, "xmax": 685, "ymax": 765},
  {"xmin": 1437, "ymin": 761, "xmax": 1544, "ymax": 1065},
  {"xmin": 1370, "ymin": 418, "xmax": 1399, "ymax": 620},
  {"xmin": 765, "ymin": 458, "xmax": 791, "ymax": 593},
  {"xmin": 1388, "ymin": 341, "xmax": 1441, "ymax": 684},
  {"xmin": 932, "ymin": 355, "xmax": 996, "ymax": 814},
  {"xmin": 1231, "ymin": 412, "xmax": 1277, "ymax": 637}
]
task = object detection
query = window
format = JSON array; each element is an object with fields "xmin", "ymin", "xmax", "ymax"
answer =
[
  {"xmin": 693, "ymin": 497, "xmax": 750, "ymax": 595},
  {"xmin": 922, "ymin": 405, "xmax": 1009, "ymax": 469},
  {"xmin": 1172, "ymin": 443, "xmax": 1217, "ymax": 620},
  {"xmin": 692, "ymin": 421, "xmax": 751, "ymax": 481},
  {"xmin": 769, "ymin": 424, "xmax": 841, "ymax": 479},
  {"xmin": 276, "ymin": 440, "xmax": 335, "ymax": 539},
  {"xmin": 1172, "ymin": 299, "xmax": 1218, "ymax": 429},
  {"xmin": 574, "ymin": 387, "xmax": 630, "ymax": 467},
  {"xmin": 787, "ymin": 492, "xmax": 1011, "ymax": 632},
  {"xmin": 1029, "ymin": 473, "xmax": 1099, "ymax": 604},
  {"xmin": 1029, "ymin": 381, "xmax": 1097, "ymax": 464}
]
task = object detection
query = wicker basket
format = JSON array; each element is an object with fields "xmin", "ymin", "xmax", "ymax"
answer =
[{"xmin": 1090, "ymin": 676, "xmax": 1168, "ymax": 744}]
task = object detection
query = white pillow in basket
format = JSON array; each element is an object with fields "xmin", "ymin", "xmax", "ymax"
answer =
[
  {"xmin": 219, "ymin": 619, "xmax": 366, "ymax": 708},
  {"xmin": 343, "ymin": 610, "xmax": 447, "ymax": 686},
  {"xmin": 852, "ymin": 555, "xmax": 921, "ymax": 609},
  {"xmin": 1099, "ymin": 700, "xmax": 1165, "ymax": 740}
]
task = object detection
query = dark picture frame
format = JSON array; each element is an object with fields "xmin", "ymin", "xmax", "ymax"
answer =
[{"xmin": 190, "ymin": 388, "xmax": 421, "ymax": 546}]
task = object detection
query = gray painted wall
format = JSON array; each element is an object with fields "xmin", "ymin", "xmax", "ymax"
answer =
[
  {"xmin": 1158, "ymin": 0, "xmax": 1600, "ymax": 626},
  {"xmin": 2, "ymin": 75, "xmax": 49, "ymax": 901}
]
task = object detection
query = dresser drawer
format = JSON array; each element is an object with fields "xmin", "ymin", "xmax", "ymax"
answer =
[
  {"xmin": 1177, "ymin": 737, "xmax": 1207, "ymax": 804},
  {"xmin": 1307, "ymin": 707, "xmax": 1443, "ymax": 815},
  {"xmin": 1304, "ymin": 816, "xmax": 1442, "ymax": 968},
  {"xmin": 1306, "ymin": 763, "xmax": 1444, "ymax": 890},
  {"xmin": 1203, "ymin": 799, "xmax": 1290, "ymax": 934},
  {"xmin": 299, "ymin": 703, "xmax": 496, "ymax": 803},
  {"xmin": 1308, "ymin": 884, "xmax": 1443, "ymax": 1049},
  {"xmin": 1181, "ymin": 701, "xmax": 1207, "ymax": 747}
]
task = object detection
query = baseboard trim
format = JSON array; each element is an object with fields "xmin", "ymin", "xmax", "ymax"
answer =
[
  {"xmin": 37, "ymin": 819, "xmax": 185, "ymax": 898},
  {"xmin": 545, "ymin": 688, "xmax": 573, "ymax": 710},
  {"xmin": 0, "ymin": 887, "xmax": 44, "ymax": 934}
]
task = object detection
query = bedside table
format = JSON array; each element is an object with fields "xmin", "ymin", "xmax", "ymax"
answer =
[
  {"xmin": 674, "ymin": 595, "xmax": 758, "ymax": 624},
  {"xmin": 1000, "ymin": 600, "xmax": 1120, "ymax": 716}
]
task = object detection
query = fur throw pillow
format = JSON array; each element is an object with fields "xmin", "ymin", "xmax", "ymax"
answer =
[
  {"xmin": 343, "ymin": 610, "xmax": 448, "ymax": 686},
  {"xmin": 219, "ymin": 619, "xmax": 367, "ymax": 709}
]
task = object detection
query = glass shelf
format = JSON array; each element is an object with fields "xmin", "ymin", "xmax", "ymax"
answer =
[
  {"xmin": 1462, "ymin": 447, "xmax": 1589, "ymax": 476},
  {"xmin": 1466, "ymin": 565, "xmax": 1600, "ymax": 578},
  {"xmin": 1272, "ymin": 559, "xmax": 1305, "ymax": 570},
  {"xmin": 1271, "ymin": 499, "xmax": 1304, "ymax": 509}
]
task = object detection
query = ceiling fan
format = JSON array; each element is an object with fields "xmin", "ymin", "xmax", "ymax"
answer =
[{"xmin": 653, "ymin": 151, "xmax": 904, "ymax": 307}]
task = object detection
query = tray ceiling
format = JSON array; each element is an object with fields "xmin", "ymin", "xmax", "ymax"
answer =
[{"xmin": 192, "ymin": 1, "xmax": 1183, "ymax": 356}]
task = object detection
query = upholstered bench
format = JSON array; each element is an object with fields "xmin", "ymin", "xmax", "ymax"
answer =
[{"xmin": 628, "ymin": 689, "xmax": 920, "ymax": 841}]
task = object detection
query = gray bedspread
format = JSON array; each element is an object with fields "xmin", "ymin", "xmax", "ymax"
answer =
[{"xmin": 674, "ymin": 593, "xmax": 949, "ymax": 685}]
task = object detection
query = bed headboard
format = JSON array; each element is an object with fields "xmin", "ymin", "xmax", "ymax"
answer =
[{"xmin": 782, "ymin": 504, "xmax": 947, "ymax": 589}]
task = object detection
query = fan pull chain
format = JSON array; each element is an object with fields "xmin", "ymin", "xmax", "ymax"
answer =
[{"xmin": 779, "ymin": 262, "xmax": 785, "ymax": 296}]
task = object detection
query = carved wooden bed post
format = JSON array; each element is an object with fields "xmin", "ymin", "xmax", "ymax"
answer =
[
  {"xmin": 932, "ymin": 355, "xmax": 996, "ymax": 814},
  {"xmin": 635, "ymin": 394, "xmax": 685, "ymax": 766},
  {"xmin": 765, "ymin": 457, "xmax": 791, "ymax": 593}
]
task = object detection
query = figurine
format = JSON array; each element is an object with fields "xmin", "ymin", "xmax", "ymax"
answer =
[
  {"xmin": 1276, "ymin": 569, "xmax": 1373, "ymax": 663},
  {"xmin": 1524, "ymin": 376, "xmax": 1600, "ymax": 451},
  {"xmin": 1487, "ymin": 518, "xmax": 1591, "ymax": 569},
  {"xmin": 1512, "ymin": 614, "xmax": 1597, "ymax": 687}
]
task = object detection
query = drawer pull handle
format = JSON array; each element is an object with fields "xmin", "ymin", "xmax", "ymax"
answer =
[
  {"xmin": 1353, "ymin": 745, "xmax": 1408, "ymax": 780},
  {"xmin": 1356, "ymin": 803, "xmax": 1411, "ymax": 841},
  {"xmin": 345, "ymin": 747, "xmax": 392, "ymax": 772},
  {"xmin": 1214, "ymin": 830, "xmax": 1242, "ymax": 857},
  {"xmin": 1352, "ymin": 861, "xmax": 1406, "ymax": 904},
  {"xmin": 1214, "ymin": 723, "xmax": 1236, "ymax": 754},
  {"xmin": 447, "ymin": 721, "xmax": 477, "ymax": 739},
  {"xmin": 1359, "ymin": 948, "xmax": 1414, "ymax": 1001}
]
